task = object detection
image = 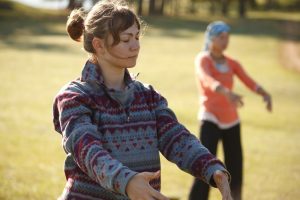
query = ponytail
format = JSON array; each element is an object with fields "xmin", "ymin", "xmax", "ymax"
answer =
[{"xmin": 66, "ymin": 8, "xmax": 86, "ymax": 42}]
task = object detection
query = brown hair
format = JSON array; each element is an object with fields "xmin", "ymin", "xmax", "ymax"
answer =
[{"xmin": 66, "ymin": 0, "xmax": 141, "ymax": 54}]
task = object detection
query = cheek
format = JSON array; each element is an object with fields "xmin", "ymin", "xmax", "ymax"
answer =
[
  {"xmin": 213, "ymin": 40, "xmax": 222, "ymax": 49},
  {"xmin": 223, "ymin": 39, "xmax": 229, "ymax": 48},
  {"xmin": 112, "ymin": 45, "xmax": 128, "ymax": 55}
]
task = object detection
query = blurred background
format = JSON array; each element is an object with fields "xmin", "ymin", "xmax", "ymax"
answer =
[{"xmin": 0, "ymin": 0, "xmax": 300, "ymax": 199}]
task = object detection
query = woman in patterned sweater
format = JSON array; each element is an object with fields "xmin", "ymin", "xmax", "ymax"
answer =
[
  {"xmin": 53, "ymin": 1, "xmax": 232, "ymax": 200},
  {"xmin": 189, "ymin": 21, "xmax": 272, "ymax": 200}
]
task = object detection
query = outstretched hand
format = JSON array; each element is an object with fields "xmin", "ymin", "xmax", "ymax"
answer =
[
  {"xmin": 262, "ymin": 93, "xmax": 272, "ymax": 112},
  {"xmin": 213, "ymin": 170, "xmax": 233, "ymax": 200},
  {"xmin": 216, "ymin": 85, "xmax": 243, "ymax": 108},
  {"xmin": 256, "ymin": 87, "xmax": 272, "ymax": 112},
  {"xmin": 126, "ymin": 171, "xmax": 169, "ymax": 200},
  {"xmin": 226, "ymin": 91, "xmax": 244, "ymax": 108}
]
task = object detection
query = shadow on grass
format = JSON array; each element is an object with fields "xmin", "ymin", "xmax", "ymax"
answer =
[
  {"xmin": 2, "ymin": 39, "xmax": 71, "ymax": 52},
  {"xmin": 0, "ymin": 0, "xmax": 70, "ymax": 51},
  {"xmin": 1, "ymin": 0, "xmax": 299, "ymax": 52},
  {"xmin": 143, "ymin": 15, "xmax": 300, "ymax": 42}
]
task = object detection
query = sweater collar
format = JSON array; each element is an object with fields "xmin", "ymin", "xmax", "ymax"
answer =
[{"xmin": 80, "ymin": 60, "xmax": 134, "ymax": 86}]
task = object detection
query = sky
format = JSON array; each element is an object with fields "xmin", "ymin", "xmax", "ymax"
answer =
[{"xmin": 13, "ymin": 0, "xmax": 93, "ymax": 10}]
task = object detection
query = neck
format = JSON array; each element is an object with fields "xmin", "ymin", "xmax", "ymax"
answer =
[
  {"xmin": 97, "ymin": 60, "xmax": 126, "ymax": 91},
  {"xmin": 210, "ymin": 49, "xmax": 223, "ymax": 58},
  {"xmin": 210, "ymin": 49, "xmax": 225, "ymax": 63}
]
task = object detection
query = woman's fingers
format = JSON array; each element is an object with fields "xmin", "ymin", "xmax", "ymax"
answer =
[
  {"xmin": 149, "ymin": 187, "xmax": 169, "ymax": 200},
  {"xmin": 230, "ymin": 93, "xmax": 243, "ymax": 108},
  {"xmin": 126, "ymin": 171, "xmax": 166, "ymax": 200},
  {"xmin": 213, "ymin": 170, "xmax": 233, "ymax": 200},
  {"xmin": 263, "ymin": 94, "xmax": 272, "ymax": 112},
  {"xmin": 236, "ymin": 96, "xmax": 244, "ymax": 107},
  {"xmin": 142, "ymin": 171, "xmax": 160, "ymax": 181}
]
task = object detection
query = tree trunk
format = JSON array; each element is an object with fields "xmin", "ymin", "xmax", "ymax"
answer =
[
  {"xmin": 221, "ymin": 0, "xmax": 229, "ymax": 16},
  {"xmin": 137, "ymin": 0, "xmax": 143, "ymax": 15},
  {"xmin": 92, "ymin": 0, "xmax": 98, "ymax": 5},
  {"xmin": 67, "ymin": 0, "xmax": 82, "ymax": 10},
  {"xmin": 265, "ymin": 0, "xmax": 275, "ymax": 10},
  {"xmin": 67, "ymin": 0, "xmax": 76, "ymax": 10},
  {"xmin": 239, "ymin": 0, "xmax": 246, "ymax": 17},
  {"xmin": 159, "ymin": 0, "xmax": 165, "ymax": 15},
  {"xmin": 174, "ymin": 0, "xmax": 179, "ymax": 16},
  {"xmin": 210, "ymin": 0, "xmax": 216, "ymax": 15},
  {"xmin": 249, "ymin": 0, "xmax": 257, "ymax": 9},
  {"xmin": 149, "ymin": 0, "xmax": 156, "ymax": 15}
]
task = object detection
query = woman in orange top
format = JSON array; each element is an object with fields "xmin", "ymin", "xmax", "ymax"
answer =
[{"xmin": 189, "ymin": 21, "xmax": 272, "ymax": 200}]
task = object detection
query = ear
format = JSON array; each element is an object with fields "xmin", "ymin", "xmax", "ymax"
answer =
[{"xmin": 92, "ymin": 37, "xmax": 105, "ymax": 54}]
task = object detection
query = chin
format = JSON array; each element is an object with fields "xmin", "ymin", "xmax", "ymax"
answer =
[
  {"xmin": 126, "ymin": 64, "xmax": 137, "ymax": 68},
  {"xmin": 126, "ymin": 60, "xmax": 138, "ymax": 68}
]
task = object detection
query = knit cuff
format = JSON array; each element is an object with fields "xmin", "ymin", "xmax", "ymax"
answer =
[
  {"xmin": 113, "ymin": 168, "xmax": 138, "ymax": 196},
  {"xmin": 204, "ymin": 163, "xmax": 230, "ymax": 188}
]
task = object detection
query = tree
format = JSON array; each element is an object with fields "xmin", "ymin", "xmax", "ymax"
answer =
[
  {"xmin": 158, "ymin": 0, "xmax": 165, "ymax": 15},
  {"xmin": 239, "ymin": 0, "xmax": 246, "ymax": 17},
  {"xmin": 221, "ymin": 0, "xmax": 229, "ymax": 16},
  {"xmin": 265, "ymin": 0, "xmax": 276, "ymax": 10},
  {"xmin": 67, "ymin": 0, "xmax": 82, "ymax": 10},
  {"xmin": 249, "ymin": 0, "xmax": 258, "ymax": 9},
  {"xmin": 148, "ymin": 0, "xmax": 166, "ymax": 15},
  {"xmin": 137, "ymin": 0, "xmax": 143, "ymax": 15},
  {"xmin": 210, "ymin": 0, "xmax": 217, "ymax": 15},
  {"xmin": 149, "ymin": 0, "xmax": 156, "ymax": 15}
]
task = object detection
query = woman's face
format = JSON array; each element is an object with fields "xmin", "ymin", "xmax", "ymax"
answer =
[
  {"xmin": 103, "ymin": 23, "xmax": 140, "ymax": 69},
  {"xmin": 211, "ymin": 32, "xmax": 229, "ymax": 52}
]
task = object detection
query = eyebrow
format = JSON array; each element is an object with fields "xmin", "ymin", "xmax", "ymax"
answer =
[{"xmin": 120, "ymin": 31, "xmax": 140, "ymax": 36}]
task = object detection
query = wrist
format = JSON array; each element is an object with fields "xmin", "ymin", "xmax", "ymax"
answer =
[
  {"xmin": 216, "ymin": 85, "xmax": 230, "ymax": 97},
  {"xmin": 256, "ymin": 86, "xmax": 268, "ymax": 96}
]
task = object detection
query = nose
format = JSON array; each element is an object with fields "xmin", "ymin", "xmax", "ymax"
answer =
[{"xmin": 130, "ymin": 40, "xmax": 140, "ymax": 51}]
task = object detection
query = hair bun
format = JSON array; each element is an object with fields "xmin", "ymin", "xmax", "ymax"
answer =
[{"xmin": 66, "ymin": 9, "xmax": 86, "ymax": 42}]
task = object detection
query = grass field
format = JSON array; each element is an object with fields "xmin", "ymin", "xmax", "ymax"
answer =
[{"xmin": 0, "ymin": 2, "xmax": 300, "ymax": 200}]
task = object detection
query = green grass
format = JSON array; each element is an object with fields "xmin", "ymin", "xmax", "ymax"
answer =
[{"xmin": 0, "ymin": 2, "xmax": 300, "ymax": 200}]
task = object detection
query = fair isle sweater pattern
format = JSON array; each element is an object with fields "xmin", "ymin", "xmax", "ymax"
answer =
[{"xmin": 53, "ymin": 60, "xmax": 227, "ymax": 200}]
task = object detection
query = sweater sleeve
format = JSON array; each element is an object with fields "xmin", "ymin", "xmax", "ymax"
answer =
[
  {"xmin": 53, "ymin": 85, "xmax": 137, "ymax": 196},
  {"xmin": 232, "ymin": 60, "xmax": 259, "ymax": 92},
  {"xmin": 195, "ymin": 54, "xmax": 221, "ymax": 91},
  {"xmin": 152, "ymin": 89, "xmax": 230, "ymax": 186}
]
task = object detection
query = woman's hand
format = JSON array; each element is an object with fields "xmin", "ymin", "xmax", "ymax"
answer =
[
  {"xmin": 126, "ymin": 171, "xmax": 169, "ymax": 200},
  {"xmin": 215, "ymin": 85, "xmax": 243, "ymax": 108},
  {"xmin": 226, "ymin": 91, "xmax": 244, "ymax": 108},
  {"xmin": 213, "ymin": 170, "xmax": 233, "ymax": 200},
  {"xmin": 256, "ymin": 87, "xmax": 272, "ymax": 112},
  {"xmin": 262, "ymin": 93, "xmax": 272, "ymax": 112}
]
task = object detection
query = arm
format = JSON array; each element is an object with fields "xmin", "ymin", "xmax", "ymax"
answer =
[
  {"xmin": 196, "ymin": 55, "xmax": 243, "ymax": 107},
  {"xmin": 53, "ymin": 86, "xmax": 137, "ymax": 196},
  {"xmin": 233, "ymin": 62, "xmax": 272, "ymax": 111},
  {"xmin": 256, "ymin": 86, "xmax": 272, "ymax": 112},
  {"xmin": 196, "ymin": 55, "xmax": 221, "ymax": 91},
  {"xmin": 152, "ymin": 88, "xmax": 230, "ymax": 185},
  {"xmin": 152, "ymin": 90, "xmax": 232, "ymax": 199},
  {"xmin": 232, "ymin": 61, "xmax": 258, "ymax": 92}
]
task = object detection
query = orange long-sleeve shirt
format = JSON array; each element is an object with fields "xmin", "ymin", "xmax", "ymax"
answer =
[{"xmin": 195, "ymin": 52, "xmax": 259, "ymax": 125}]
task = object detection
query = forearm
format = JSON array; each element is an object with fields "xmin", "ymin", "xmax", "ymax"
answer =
[
  {"xmin": 156, "ymin": 109, "xmax": 228, "ymax": 186},
  {"xmin": 64, "ymin": 130, "xmax": 138, "ymax": 195},
  {"xmin": 256, "ymin": 86, "xmax": 269, "ymax": 96}
]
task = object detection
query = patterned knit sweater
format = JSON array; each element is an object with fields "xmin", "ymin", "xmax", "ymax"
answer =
[{"xmin": 53, "ymin": 60, "xmax": 228, "ymax": 200}]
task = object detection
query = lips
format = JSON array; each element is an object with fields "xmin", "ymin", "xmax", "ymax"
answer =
[{"xmin": 128, "ymin": 55, "xmax": 138, "ymax": 59}]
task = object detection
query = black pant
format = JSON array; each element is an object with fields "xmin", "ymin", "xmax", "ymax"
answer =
[{"xmin": 189, "ymin": 121, "xmax": 243, "ymax": 200}]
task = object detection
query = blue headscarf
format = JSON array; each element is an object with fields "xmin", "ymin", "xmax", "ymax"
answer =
[{"xmin": 203, "ymin": 21, "xmax": 230, "ymax": 51}]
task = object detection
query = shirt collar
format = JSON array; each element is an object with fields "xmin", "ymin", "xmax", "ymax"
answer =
[{"xmin": 80, "ymin": 60, "xmax": 134, "ymax": 86}]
